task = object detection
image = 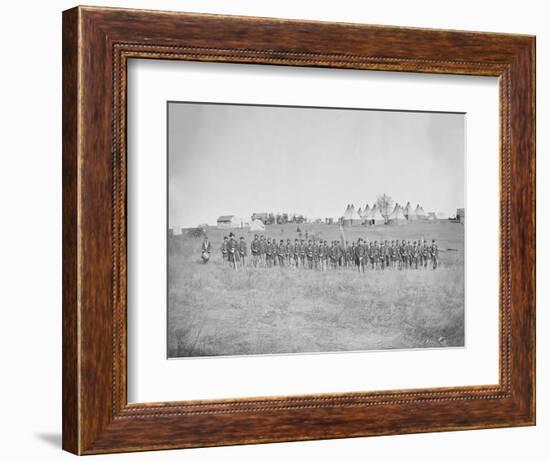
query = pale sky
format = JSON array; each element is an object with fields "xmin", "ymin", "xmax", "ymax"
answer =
[{"xmin": 168, "ymin": 102, "xmax": 464, "ymax": 228}]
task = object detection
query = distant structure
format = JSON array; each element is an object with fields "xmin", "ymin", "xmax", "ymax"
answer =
[
  {"xmin": 388, "ymin": 203, "xmax": 407, "ymax": 225},
  {"xmin": 366, "ymin": 204, "xmax": 385, "ymax": 225},
  {"xmin": 342, "ymin": 204, "xmax": 362, "ymax": 226},
  {"xmin": 251, "ymin": 212, "xmax": 269, "ymax": 224},
  {"xmin": 339, "ymin": 200, "xmax": 455, "ymax": 225},
  {"xmin": 249, "ymin": 218, "xmax": 265, "ymax": 231},
  {"xmin": 170, "ymin": 225, "xmax": 182, "ymax": 235},
  {"xmin": 361, "ymin": 204, "xmax": 371, "ymax": 222},
  {"xmin": 457, "ymin": 208, "xmax": 465, "ymax": 224},
  {"xmin": 415, "ymin": 204, "xmax": 427, "ymax": 220},
  {"xmin": 217, "ymin": 215, "xmax": 250, "ymax": 229},
  {"xmin": 217, "ymin": 215, "xmax": 238, "ymax": 229},
  {"xmin": 404, "ymin": 202, "xmax": 415, "ymax": 220}
]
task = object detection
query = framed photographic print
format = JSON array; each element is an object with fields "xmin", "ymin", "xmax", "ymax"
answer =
[{"xmin": 62, "ymin": 6, "xmax": 535, "ymax": 455}]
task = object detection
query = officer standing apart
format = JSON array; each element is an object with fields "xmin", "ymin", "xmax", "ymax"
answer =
[{"xmin": 201, "ymin": 235, "xmax": 211, "ymax": 264}]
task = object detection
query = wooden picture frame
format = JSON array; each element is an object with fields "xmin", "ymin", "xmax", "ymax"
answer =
[{"xmin": 62, "ymin": 5, "xmax": 535, "ymax": 455}]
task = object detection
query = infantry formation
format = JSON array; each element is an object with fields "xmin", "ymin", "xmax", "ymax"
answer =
[{"xmin": 201, "ymin": 233, "xmax": 440, "ymax": 271}]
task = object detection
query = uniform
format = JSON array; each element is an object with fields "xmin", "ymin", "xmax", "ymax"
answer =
[
  {"xmin": 220, "ymin": 239, "xmax": 228, "ymax": 265},
  {"xmin": 319, "ymin": 243, "xmax": 327, "ymax": 271},
  {"xmin": 201, "ymin": 239, "xmax": 211, "ymax": 263},
  {"xmin": 306, "ymin": 242, "xmax": 314, "ymax": 269},
  {"xmin": 412, "ymin": 242, "xmax": 419, "ymax": 269},
  {"xmin": 265, "ymin": 240, "xmax": 274, "ymax": 267},
  {"xmin": 286, "ymin": 240, "xmax": 293, "ymax": 266},
  {"xmin": 272, "ymin": 241, "xmax": 279, "ymax": 266},
  {"xmin": 238, "ymin": 238, "xmax": 247, "ymax": 268},
  {"xmin": 259, "ymin": 237, "xmax": 267, "ymax": 266},
  {"xmin": 390, "ymin": 243, "xmax": 398, "ymax": 269},
  {"xmin": 227, "ymin": 237, "xmax": 238, "ymax": 269},
  {"xmin": 251, "ymin": 237, "xmax": 261, "ymax": 267},
  {"xmin": 354, "ymin": 242, "xmax": 366, "ymax": 272},
  {"xmin": 422, "ymin": 243, "xmax": 429, "ymax": 269},
  {"xmin": 293, "ymin": 241, "xmax": 300, "ymax": 268},
  {"xmin": 299, "ymin": 241, "xmax": 307, "ymax": 268},
  {"xmin": 430, "ymin": 242, "xmax": 439, "ymax": 269},
  {"xmin": 277, "ymin": 241, "xmax": 286, "ymax": 266}
]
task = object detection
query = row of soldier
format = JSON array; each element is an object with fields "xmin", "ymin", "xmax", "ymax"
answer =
[{"xmin": 207, "ymin": 233, "xmax": 440, "ymax": 271}]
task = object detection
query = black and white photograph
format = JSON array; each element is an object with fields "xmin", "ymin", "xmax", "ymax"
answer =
[{"xmin": 167, "ymin": 102, "xmax": 465, "ymax": 358}]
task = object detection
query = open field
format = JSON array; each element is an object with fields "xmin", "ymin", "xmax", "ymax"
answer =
[{"xmin": 168, "ymin": 221, "xmax": 464, "ymax": 358}]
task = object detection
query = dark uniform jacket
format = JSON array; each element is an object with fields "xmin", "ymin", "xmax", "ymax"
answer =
[
  {"xmin": 251, "ymin": 239, "xmax": 260, "ymax": 254},
  {"xmin": 312, "ymin": 244, "xmax": 319, "ymax": 259},
  {"xmin": 354, "ymin": 244, "xmax": 366, "ymax": 260},
  {"xmin": 227, "ymin": 239, "xmax": 238, "ymax": 260}
]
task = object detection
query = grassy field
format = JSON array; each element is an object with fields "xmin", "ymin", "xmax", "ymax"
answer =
[{"xmin": 168, "ymin": 221, "xmax": 464, "ymax": 358}]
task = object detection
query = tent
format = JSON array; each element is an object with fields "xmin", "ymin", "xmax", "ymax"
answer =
[
  {"xmin": 404, "ymin": 201, "xmax": 415, "ymax": 220},
  {"xmin": 361, "ymin": 204, "xmax": 371, "ymax": 221},
  {"xmin": 342, "ymin": 204, "xmax": 352, "ymax": 220},
  {"xmin": 343, "ymin": 204, "xmax": 362, "ymax": 226},
  {"xmin": 415, "ymin": 204, "xmax": 427, "ymax": 220},
  {"xmin": 249, "ymin": 218, "xmax": 265, "ymax": 231},
  {"xmin": 367, "ymin": 204, "xmax": 385, "ymax": 225},
  {"xmin": 389, "ymin": 204, "xmax": 407, "ymax": 225}
]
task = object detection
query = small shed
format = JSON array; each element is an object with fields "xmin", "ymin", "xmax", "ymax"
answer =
[{"xmin": 217, "ymin": 215, "xmax": 240, "ymax": 229}]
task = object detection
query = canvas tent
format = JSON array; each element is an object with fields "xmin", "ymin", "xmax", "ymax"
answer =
[
  {"xmin": 343, "ymin": 204, "xmax": 362, "ymax": 226},
  {"xmin": 251, "ymin": 212, "xmax": 269, "ymax": 224},
  {"xmin": 415, "ymin": 204, "xmax": 427, "ymax": 220},
  {"xmin": 367, "ymin": 204, "xmax": 385, "ymax": 225},
  {"xmin": 249, "ymin": 218, "xmax": 265, "ymax": 231},
  {"xmin": 361, "ymin": 204, "xmax": 371, "ymax": 221},
  {"xmin": 404, "ymin": 201, "xmax": 415, "ymax": 220},
  {"xmin": 389, "ymin": 204, "xmax": 407, "ymax": 225},
  {"xmin": 342, "ymin": 204, "xmax": 351, "ymax": 219}
]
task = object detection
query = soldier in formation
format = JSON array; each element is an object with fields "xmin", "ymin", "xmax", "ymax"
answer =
[{"xmin": 215, "ymin": 234, "xmax": 440, "ymax": 271}]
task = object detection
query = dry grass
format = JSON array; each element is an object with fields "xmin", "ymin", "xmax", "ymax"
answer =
[{"xmin": 168, "ymin": 221, "xmax": 464, "ymax": 357}]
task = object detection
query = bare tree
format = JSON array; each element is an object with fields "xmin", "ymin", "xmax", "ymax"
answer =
[{"xmin": 376, "ymin": 193, "xmax": 394, "ymax": 224}]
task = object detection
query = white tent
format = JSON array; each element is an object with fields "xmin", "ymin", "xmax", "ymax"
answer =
[
  {"xmin": 404, "ymin": 202, "xmax": 415, "ymax": 220},
  {"xmin": 249, "ymin": 218, "xmax": 265, "ymax": 231},
  {"xmin": 388, "ymin": 203, "xmax": 399, "ymax": 219},
  {"xmin": 389, "ymin": 204, "xmax": 407, "ymax": 225},
  {"xmin": 415, "ymin": 204, "xmax": 427, "ymax": 220},
  {"xmin": 362, "ymin": 204, "xmax": 371, "ymax": 220},
  {"xmin": 367, "ymin": 204, "xmax": 385, "ymax": 225},
  {"xmin": 343, "ymin": 204, "xmax": 362, "ymax": 226},
  {"xmin": 342, "ymin": 204, "xmax": 352, "ymax": 220}
]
